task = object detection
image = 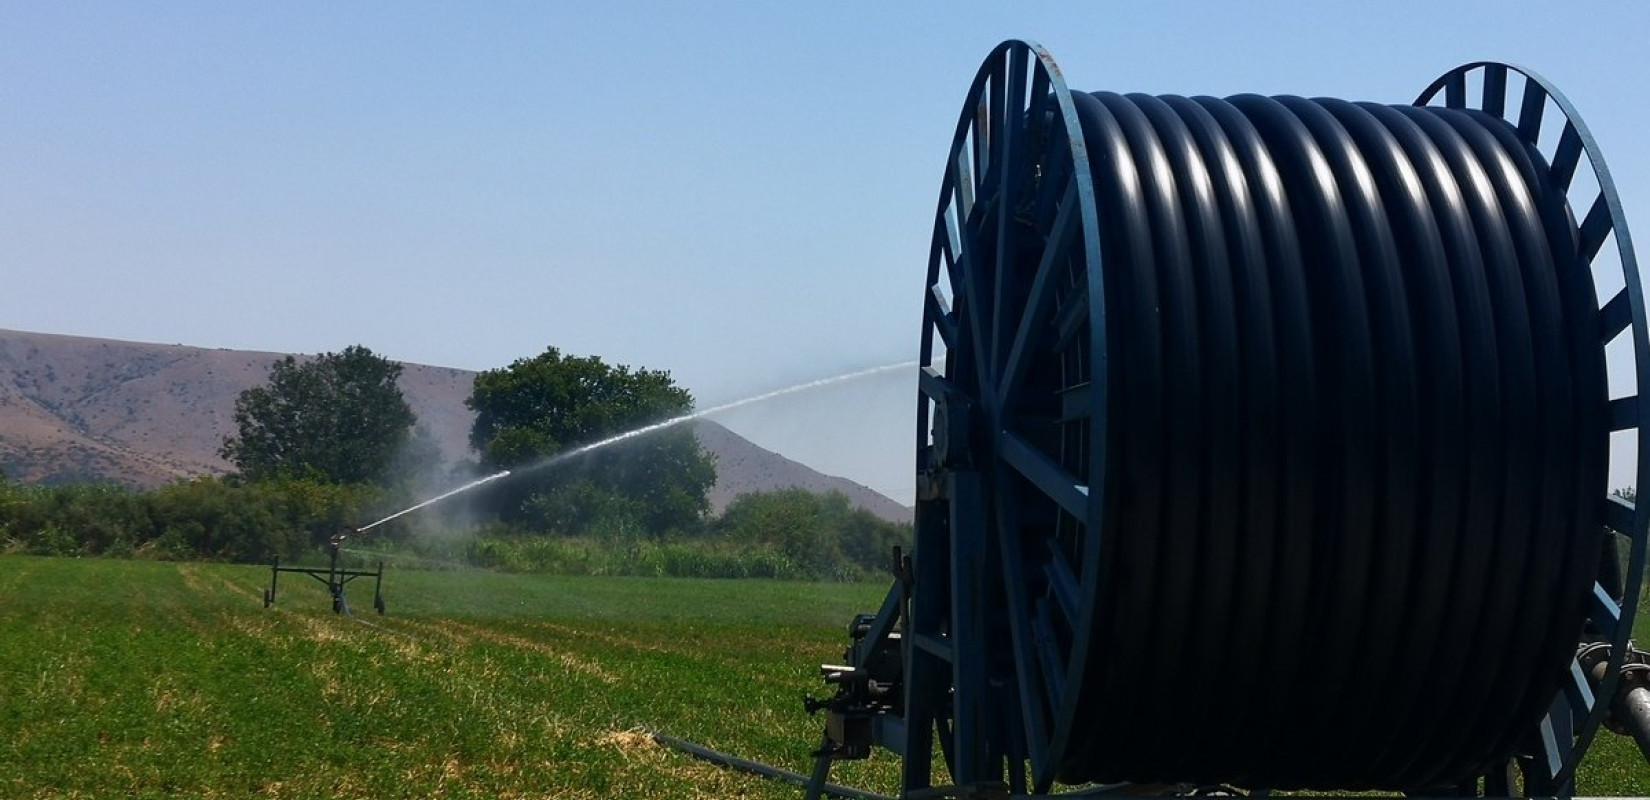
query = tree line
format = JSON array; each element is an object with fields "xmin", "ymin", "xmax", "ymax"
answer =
[{"xmin": 0, "ymin": 344, "xmax": 909, "ymax": 580}]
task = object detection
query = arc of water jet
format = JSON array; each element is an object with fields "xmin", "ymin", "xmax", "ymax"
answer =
[
  {"xmin": 513, "ymin": 360, "xmax": 919, "ymax": 476},
  {"xmin": 357, "ymin": 469, "xmax": 512, "ymax": 531},
  {"xmin": 353, "ymin": 360, "xmax": 917, "ymax": 531}
]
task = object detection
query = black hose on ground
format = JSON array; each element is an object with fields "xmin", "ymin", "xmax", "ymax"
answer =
[{"xmin": 647, "ymin": 730, "xmax": 895, "ymax": 800}]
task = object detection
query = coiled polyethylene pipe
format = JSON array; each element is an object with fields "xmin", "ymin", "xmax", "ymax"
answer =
[{"xmin": 1060, "ymin": 91, "xmax": 1607, "ymax": 790}]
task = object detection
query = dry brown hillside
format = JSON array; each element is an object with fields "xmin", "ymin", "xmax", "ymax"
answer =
[{"xmin": 0, "ymin": 329, "xmax": 910, "ymax": 522}]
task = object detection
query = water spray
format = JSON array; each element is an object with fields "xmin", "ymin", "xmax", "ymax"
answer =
[
  {"xmin": 273, "ymin": 359, "xmax": 918, "ymax": 610},
  {"xmin": 356, "ymin": 469, "xmax": 512, "ymax": 532},
  {"xmin": 339, "ymin": 360, "xmax": 916, "ymax": 539},
  {"xmin": 352, "ymin": 361, "xmax": 913, "ymax": 528},
  {"xmin": 514, "ymin": 361, "xmax": 917, "ymax": 477},
  {"xmin": 256, "ymin": 361, "xmax": 914, "ymax": 623}
]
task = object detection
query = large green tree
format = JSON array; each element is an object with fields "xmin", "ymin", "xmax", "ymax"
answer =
[
  {"xmin": 467, "ymin": 347, "xmax": 716, "ymax": 534},
  {"xmin": 221, "ymin": 345, "xmax": 416, "ymax": 485}
]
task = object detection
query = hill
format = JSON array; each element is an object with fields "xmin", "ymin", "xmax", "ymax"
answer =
[{"xmin": 0, "ymin": 328, "xmax": 910, "ymax": 522}]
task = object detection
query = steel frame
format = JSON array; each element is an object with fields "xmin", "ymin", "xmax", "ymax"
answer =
[{"xmin": 264, "ymin": 544, "xmax": 386, "ymax": 616}]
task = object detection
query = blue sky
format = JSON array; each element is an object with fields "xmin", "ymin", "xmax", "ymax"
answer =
[{"xmin": 3, "ymin": 2, "xmax": 1646, "ymax": 502}]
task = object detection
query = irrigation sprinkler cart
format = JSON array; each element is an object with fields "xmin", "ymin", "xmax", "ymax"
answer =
[
  {"xmin": 263, "ymin": 531, "xmax": 386, "ymax": 615},
  {"xmin": 802, "ymin": 42, "xmax": 1650, "ymax": 798}
]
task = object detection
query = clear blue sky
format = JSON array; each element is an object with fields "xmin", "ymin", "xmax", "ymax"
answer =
[{"xmin": 3, "ymin": 2, "xmax": 1646, "ymax": 503}]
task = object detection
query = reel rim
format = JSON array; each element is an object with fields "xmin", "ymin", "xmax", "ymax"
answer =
[
  {"xmin": 916, "ymin": 38, "xmax": 1110, "ymax": 792},
  {"xmin": 1416, "ymin": 60, "xmax": 1650, "ymax": 791}
]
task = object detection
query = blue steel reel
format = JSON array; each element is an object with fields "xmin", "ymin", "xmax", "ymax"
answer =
[
  {"xmin": 914, "ymin": 43, "xmax": 1644, "ymax": 794},
  {"xmin": 1415, "ymin": 61, "xmax": 1650, "ymax": 792}
]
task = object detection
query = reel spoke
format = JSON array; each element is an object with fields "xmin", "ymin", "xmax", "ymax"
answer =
[
  {"xmin": 1032, "ymin": 601, "xmax": 1067, "ymax": 713},
  {"xmin": 1588, "ymin": 580, "xmax": 1623, "ymax": 640},
  {"xmin": 998, "ymin": 429, "xmax": 1088, "ymax": 521},
  {"xmin": 1610, "ymin": 395, "xmax": 1638, "ymax": 432},
  {"xmin": 927, "ymin": 289, "xmax": 959, "ymax": 351},
  {"xmin": 1516, "ymin": 75, "xmax": 1547, "ymax": 142},
  {"xmin": 999, "ymin": 177, "xmax": 1080, "ymax": 407},
  {"xmin": 1444, "ymin": 71, "xmax": 1468, "ymax": 108},
  {"xmin": 1605, "ymin": 493, "xmax": 1634, "ymax": 535},
  {"xmin": 990, "ymin": 46, "xmax": 1030, "ymax": 379},
  {"xmin": 994, "ymin": 477, "xmax": 1056, "ymax": 782},
  {"xmin": 1482, "ymin": 62, "xmax": 1509, "ymax": 118},
  {"xmin": 1601, "ymin": 287, "xmax": 1632, "ymax": 341},
  {"xmin": 996, "ymin": 178, "xmax": 1075, "ymax": 409},
  {"xmin": 935, "ymin": 208, "xmax": 962, "ymax": 304},
  {"xmin": 1549, "ymin": 122, "xmax": 1584, "ymax": 191},
  {"xmin": 916, "ymin": 366, "xmax": 958, "ymax": 407},
  {"xmin": 952, "ymin": 141, "xmax": 976, "ymax": 223},
  {"xmin": 1042, "ymin": 540, "xmax": 1081, "ymax": 629},
  {"xmin": 1578, "ymin": 191, "xmax": 1614, "ymax": 262},
  {"xmin": 1563, "ymin": 657, "xmax": 1599, "ymax": 725},
  {"xmin": 1536, "ymin": 704, "xmax": 1573, "ymax": 787}
]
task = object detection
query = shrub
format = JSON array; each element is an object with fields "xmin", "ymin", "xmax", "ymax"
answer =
[{"xmin": 0, "ymin": 476, "xmax": 384, "ymax": 562}]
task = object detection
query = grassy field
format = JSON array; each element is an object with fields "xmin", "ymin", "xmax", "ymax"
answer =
[
  {"xmin": 3, "ymin": 554, "xmax": 1648, "ymax": 798},
  {"xmin": 0, "ymin": 555, "xmax": 901, "ymax": 799}
]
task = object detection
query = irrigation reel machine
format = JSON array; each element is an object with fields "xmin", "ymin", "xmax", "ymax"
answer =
[{"xmin": 802, "ymin": 41, "xmax": 1650, "ymax": 798}]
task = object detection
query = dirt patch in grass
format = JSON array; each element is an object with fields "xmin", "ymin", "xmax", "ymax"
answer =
[
  {"xmin": 174, "ymin": 563, "xmax": 212, "ymax": 596},
  {"xmin": 291, "ymin": 614, "xmax": 354, "ymax": 645},
  {"xmin": 435, "ymin": 620, "xmax": 620, "ymax": 685},
  {"xmin": 591, "ymin": 726, "xmax": 762, "ymax": 798},
  {"xmin": 208, "ymin": 570, "xmax": 261, "ymax": 602},
  {"xmin": 595, "ymin": 727, "xmax": 656, "ymax": 752},
  {"xmin": 522, "ymin": 619, "xmax": 676, "ymax": 654}
]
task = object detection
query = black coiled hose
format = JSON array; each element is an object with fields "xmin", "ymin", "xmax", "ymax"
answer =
[{"xmin": 1056, "ymin": 92, "xmax": 1609, "ymax": 791}]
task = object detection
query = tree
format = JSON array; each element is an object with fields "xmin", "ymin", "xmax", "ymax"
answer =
[
  {"xmin": 714, "ymin": 489, "xmax": 911, "ymax": 578},
  {"xmin": 467, "ymin": 347, "xmax": 716, "ymax": 535},
  {"xmin": 221, "ymin": 345, "xmax": 417, "ymax": 485}
]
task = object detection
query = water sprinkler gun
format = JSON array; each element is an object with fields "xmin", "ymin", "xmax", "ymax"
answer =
[{"xmin": 328, "ymin": 525, "xmax": 360, "ymax": 551}]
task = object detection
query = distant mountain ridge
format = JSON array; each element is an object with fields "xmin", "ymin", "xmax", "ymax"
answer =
[{"xmin": 0, "ymin": 328, "xmax": 911, "ymax": 523}]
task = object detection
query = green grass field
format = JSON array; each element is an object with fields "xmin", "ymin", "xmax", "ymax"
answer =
[
  {"xmin": 0, "ymin": 555, "xmax": 900, "ymax": 799},
  {"xmin": 3, "ymin": 554, "xmax": 1648, "ymax": 798}
]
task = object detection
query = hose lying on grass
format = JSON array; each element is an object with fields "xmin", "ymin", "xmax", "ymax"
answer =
[{"xmin": 647, "ymin": 730, "xmax": 893, "ymax": 800}]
